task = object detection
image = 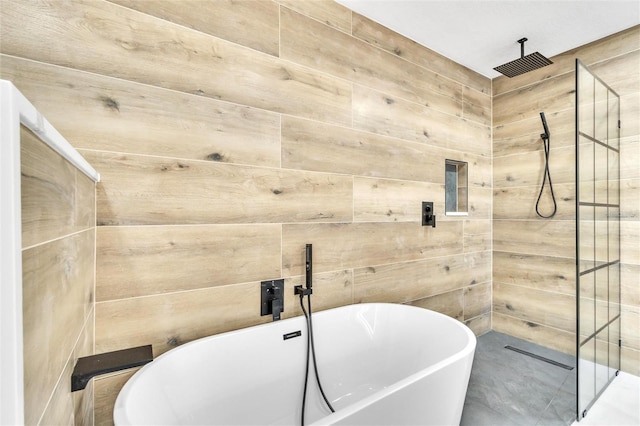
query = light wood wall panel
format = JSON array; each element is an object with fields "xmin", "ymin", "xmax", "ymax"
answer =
[
  {"xmin": 282, "ymin": 222, "xmax": 464, "ymax": 276},
  {"xmin": 463, "ymin": 282, "xmax": 492, "ymax": 320},
  {"xmin": 353, "ymin": 251, "xmax": 491, "ymax": 304},
  {"xmin": 463, "ymin": 219, "xmax": 491, "ymax": 253},
  {"xmin": 0, "ymin": 0, "xmax": 353, "ymax": 125},
  {"xmin": 84, "ymin": 151, "xmax": 353, "ymax": 226},
  {"xmin": 108, "ymin": 0, "xmax": 280, "ymax": 56},
  {"xmin": 462, "ymin": 86, "xmax": 491, "ymax": 126},
  {"xmin": 353, "ymin": 85, "xmax": 491, "ymax": 157},
  {"xmin": 20, "ymin": 128, "xmax": 96, "ymax": 424},
  {"xmin": 493, "ymin": 251, "xmax": 575, "ymax": 295},
  {"xmin": 409, "ymin": 290, "xmax": 464, "ymax": 321},
  {"xmin": 492, "ymin": 312, "xmax": 576, "ymax": 355},
  {"xmin": 493, "ymin": 183, "xmax": 575, "ymax": 220},
  {"xmin": 20, "ymin": 127, "xmax": 94, "ymax": 248},
  {"xmin": 22, "ymin": 228, "xmax": 95, "ymax": 425},
  {"xmin": 281, "ymin": 7, "xmax": 463, "ymax": 118},
  {"xmin": 493, "ymin": 72, "xmax": 575, "ymax": 125},
  {"xmin": 2, "ymin": 55, "xmax": 281, "ymax": 167},
  {"xmin": 493, "ymin": 109, "xmax": 575, "ymax": 157},
  {"xmin": 96, "ymin": 268, "xmax": 354, "ymax": 356},
  {"xmin": 97, "ymin": 225, "xmax": 282, "ymax": 301},
  {"xmin": 41, "ymin": 315, "xmax": 94, "ymax": 426},
  {"xmin": 353, "ymin": 177, "xmax": 443, "ymax": 223},
  {"xmin": 276, "ymin": 0, "xmax": 352, "ymax": 34},
  {"xmin": 466, "ymin": 313, "xmax": 492, "ymax": 336},
  {"xmin": 94, "ymin": 370, "xmax": 136, "ymax": 426},
  {"xmin": 282, "ymin": 116, "xmax": 446, "ymax": 183},
  {"xmin": 468, "ymin": 187, "xmax": 493, "ymax": 220},
  {"xmin": 493, "ymin": 220, "xmax": 575, "ymax": 258},
  {"xmin": 493, "ymin": 145, "xmax": 575, "ymax": 188},
  {"xmin": 493, "ymin": 282, "xmax": 576, "ymax": 332},
  {"xmin": 350, "ymin": 13, "xmax": 491, "ymax": 95},
  {"xmin": 96, "ymin": 281, "xmax": 270, "ymax": 356}
]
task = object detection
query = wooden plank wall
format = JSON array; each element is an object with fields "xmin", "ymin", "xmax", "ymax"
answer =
[
  {"xmin": 1, "ymin": 1, "xmax": 492, "ymax": 423},
  {"xmin": 492, "ymin": 26, "xmax": 639, "ymax": 374},
  {"xmin": 20, "ymin": 127, "xmax": 96, "ymax": 425}
]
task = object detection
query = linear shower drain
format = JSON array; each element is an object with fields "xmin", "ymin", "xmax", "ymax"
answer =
[{"xmin": 504, "ymin": 345, "xmax": 574, "ymax": 370}]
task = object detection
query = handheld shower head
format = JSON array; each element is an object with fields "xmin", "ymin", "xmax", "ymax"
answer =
[
  {"xmin": 540, "ymin": 112, "xmax": 550, "ymax": 140},
  {"xmin": 305, "ymin": 244, "xmax": 312, "ymax": 290}
]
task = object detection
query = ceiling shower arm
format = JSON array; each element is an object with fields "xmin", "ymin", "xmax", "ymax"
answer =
[{"xmin": 518, "ymin": 38, "xmax": 528, "ymax": 58}]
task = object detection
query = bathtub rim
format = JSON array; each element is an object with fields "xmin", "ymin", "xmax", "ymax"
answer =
[
  {"xmin": 113, "ymin": 302, "xmax": 477, "ymax": 425},
  {"xmin": 309, "ymin": 304, "xmax": 477, "ymax": 425}
]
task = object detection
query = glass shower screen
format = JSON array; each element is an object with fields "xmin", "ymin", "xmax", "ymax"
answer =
[{"xmin": 575, "ymin": 59, "xmax": 621, "ymax": 420}]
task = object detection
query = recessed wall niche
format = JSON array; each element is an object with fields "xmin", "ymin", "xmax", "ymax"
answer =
[{"xmin": 445, "ymin": 159, "xmax": 468, "ymax": 215}]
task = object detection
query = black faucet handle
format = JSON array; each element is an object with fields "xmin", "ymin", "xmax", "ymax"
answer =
[{"xmin": 272, "ymin": 297, "xmax": 283, "ymax": 321}]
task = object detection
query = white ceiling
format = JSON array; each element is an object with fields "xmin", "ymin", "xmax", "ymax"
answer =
[{"xmin": 336, "ymin": 0, "xmax": 640, "ymax": 79}]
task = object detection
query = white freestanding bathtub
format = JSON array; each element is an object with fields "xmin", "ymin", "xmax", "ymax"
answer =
[{"xmin": 113, "ymin": 303, "xmax": 476, "ymax": 425}]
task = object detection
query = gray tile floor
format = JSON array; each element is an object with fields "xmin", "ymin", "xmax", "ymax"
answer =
[{"xmin": 461, "ymin": 331, "xmax": 577, "ymax": 426}]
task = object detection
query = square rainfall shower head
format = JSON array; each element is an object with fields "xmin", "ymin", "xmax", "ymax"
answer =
[
  {"xmin": 494, "ymin": 38, "xmax": 553, "ymax": 78},
  {"xmin": 494, "ymin": 52, "xmax": 553, "ymax": 77}
]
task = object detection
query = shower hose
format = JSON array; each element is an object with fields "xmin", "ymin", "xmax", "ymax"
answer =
[
  {"xmin": 299, "ymin": 293, "xmax": 334, "ymax": 426},
  {"xmin": 535, "ymin": 134, "xmax": 557, "ymax": 218}
]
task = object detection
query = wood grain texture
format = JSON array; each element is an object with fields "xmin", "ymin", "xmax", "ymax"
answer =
[
  {"xmin": 280, "ymin": 7, "xmax": 463, "ymax": 118},
  {"xmin": 353, "ymin": 251, "xmax": 491, "ymax": 304},
  {"xmin": 493, "ymin": 109, "xmax": 575, "ymax": 157},
  {"xmin": 493, "ymin": 219, "xmax": 575, "ymax": 258},
  {"xmin": 282, "ymin": 116, "xmax": 445, "ymax": 183},
  {"xmin": 43, "ymin": 316, "xmax": 94, "ymax": 426},
  {"xmin": 409, "ymin": 290, "xmax": 464, "ymax": 321},
  {"xmin": 97, "ymin": 224, "xmax": 281, "ymax": 301},
  {"xmin": 494, "ymin": 282, "xmax": 576, "ymax": 332},
  {"xmin": 620, "ymin": 138, "xmax": 640, "ymax": 181},
  {"xmin": 493, "ymin": 72, "xmax": 575, "ymax": 125},
  {"xmin": 462, "ymin": 86, "xmax": 491, "ymax": 126},
  {"xmin": 1, "ymin": 0, "xmax": 352, "ymax": 125},
  {"xmin": 465, "ymin": 313, "xmax": 491, "ymax": 336},
  {"xmin": 20, "ymin": 126, "xmax": 95, "ymax": 248},
  {"xmin": 463, "ymin": 219, "xmax": 491, "ymax": 253},
  {"xmin": 282, "ymin": 221, "xmax": 464, "ymax": 277},
  {"xmin": 96, "ymin": 281, "xmax": 271, "ymax": 356},
  {"xmin": 591, "ymin": 50, "xmax": 640, "ymax": 102},
  {"xmin": 352, "ymin": 85, "xmax": 491, "ymax": 157},
  {"xmin": 22, "ymin": 229, "xmax": 95, "ymax": 425},
  {"xmin": 621, "ymin": 263, "xmax": 640, "ymax": 307},
  {"xmin": 351, "ymin": 12, "xmax": 491, "ymax": 95},
  {"xmin": 84, "ymin": 151, "xmax": 353, "ymax": 226},
  {"xmin": 94, "ymin": 370, "xmax": 137, "ymax": 426},
  {"xmin": 464, "ymin": 282, "xmax": 492, "ymax": 320},
  {"xmin": 493, "ymin": 251, "xmax": 575, "ymax": 295},
  {"xmin": 1, "ymin": 54, "xmax": 281, "ymax": 167},
  {"xmin": 277, "ymin": 0, "xmax": 352, "ymax": 34},
  {"xmin": 39, "ymin": 358, "xmax": 74, "ymax": 426},
  {"xmin": 493, "ymin": 145, "xmax": 575, "ymax": 188},
  {"xmin": 621, "ymin": 346, "xmax": 640, "ymax": 376},
  {"xmin": 492, "ymin": 312, "xmax": 575, "ymax": 356},
  {"xmin": 353, "ymin": 177, "xmax": 443, "ymax": 223},
  {"xmin": 620, "ymin": 178, "xmax": 640, "ymax": 220},
  {"xmin": 493, "ymin": 183, "xmax": 575, "ymax": 220},
  {"xmin": 467, "ymin": 187, "xmax": 492, "ymax": 219},
  {"xmin": 109, "ymin": 0, "xmax": 280, "ymax": 56},
  {"xmin": 621, "ymin": 221, "xmax": 639, "ymax": 265},
  {"xmin": 73, "ymin": 315, "xmax": 95, "ymax": 426}
]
